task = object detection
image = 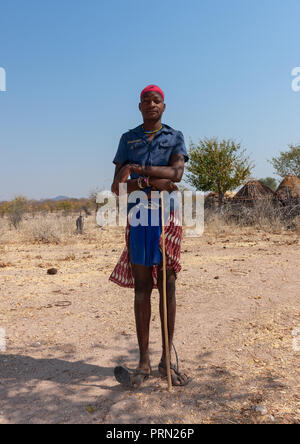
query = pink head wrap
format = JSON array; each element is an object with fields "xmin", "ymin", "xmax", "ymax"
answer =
[{"xmin": 140, "ymin": 85, "xmax": 164, "ymax": 101}]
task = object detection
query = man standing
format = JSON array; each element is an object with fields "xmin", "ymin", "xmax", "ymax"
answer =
[{"xmin": 110, "ymin": 85, "xmax": 190, "ymax": 388}]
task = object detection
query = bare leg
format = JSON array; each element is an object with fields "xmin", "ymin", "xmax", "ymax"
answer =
[{"xmin": 132, "ymin": 263, "xmax": 153, "ymax": 376}]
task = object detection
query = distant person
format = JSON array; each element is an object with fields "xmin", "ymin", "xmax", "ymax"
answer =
[
  {"xmin": 76, "ymin": 214, "xmax": 84, "ymax": 234},
  {"xmin": 110, "ymin": 85, "xmax": 190, "ymax": 388}
]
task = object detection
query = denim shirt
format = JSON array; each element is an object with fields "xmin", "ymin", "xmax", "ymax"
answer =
[
  {"xmin": 113, "ymin": 124, "xmax": 189, "ymax": 174},
  {"xmin": 113, "ymin": 124, "xmax": 189, "ymax": 215}
]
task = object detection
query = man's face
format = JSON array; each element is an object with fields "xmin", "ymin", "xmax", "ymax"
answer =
[{"xmin": 139, "ymin": 91, "xmax": 166, "ymax": 121}]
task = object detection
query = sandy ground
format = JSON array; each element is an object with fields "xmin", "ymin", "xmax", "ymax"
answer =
[{"xmin": 0, "ymin": 223, "xmax": 299, "ymax": 424}]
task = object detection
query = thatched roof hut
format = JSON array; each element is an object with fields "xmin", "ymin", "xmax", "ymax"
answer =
[
  {"xmin": 204, "ymin": 191, "xmax": 235, "ymax": 208},
  {"xmin": 233, "ymin": 180, "xmax": 275, "ymax": 205},
  {"xmin": 275, "ymin": 175, "xmax": 300, "ymax": 203},
  {"xmin": 204, "ymin": 192, "xmax": 218, "ymax": 209}
]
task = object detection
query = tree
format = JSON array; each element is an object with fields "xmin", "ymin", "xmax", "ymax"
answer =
[
  {"xmin": 57, "ymin": 200, "xmax": 72, "ymax": 214},
  {"xmin": 259, "ymin": 177, "xmax": 277, "ymax": 191},
  {"xmin": 270, "ymin": 144, "xmax": 300, "ymax": 178},
  {"xmin": 89, "ymin": 188, "xmax": 107, "ymax": 212},
  {"xmin": 7, "ymin": 196, "xmax": 28, "ymax": 228},
  {"xmin": 186, "ymin": 138, "xmax": 253, "ymax": 207}
]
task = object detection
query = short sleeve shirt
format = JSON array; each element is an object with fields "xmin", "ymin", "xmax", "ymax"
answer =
[{"xmin": 113, "ymin": 124, "xmax": 189, "ymax": 180}]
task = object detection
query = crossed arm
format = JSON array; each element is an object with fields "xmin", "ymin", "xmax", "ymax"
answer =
[{"xmin": 111, "ymin": 154, "xmax": 185, "ymax": 195}]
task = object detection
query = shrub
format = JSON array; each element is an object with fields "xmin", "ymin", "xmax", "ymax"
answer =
[{"xmin": 7, "ymin": 196, "xmax": 28, "ymax": 228}]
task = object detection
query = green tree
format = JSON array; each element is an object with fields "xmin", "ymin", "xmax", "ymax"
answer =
[
  {"xmin": 57, "ymin": 200, "xmax": 72, "ymax": 214},
  {"xmin": 186, "ymin": 138, "xmax": 253, "ymax": 207},
  {"xmin": 89, "ymin": 188, "xmax": 107, "ymax": 212},
  {"xmin": 259, "ymin": 177, "xmax": 277, "ymax": 191},
  {"xmin": 270, "ymin": 144, "xmax": 300, "ymax": 178},
  {"xmin": 7, "ymin": 196, "xmax": 28, "ymax": 228}
]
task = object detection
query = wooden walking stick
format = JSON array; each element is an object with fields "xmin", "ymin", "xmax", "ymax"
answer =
[{"xmin": 161, "ymin": 191, "xmax": 172, "ymax": 392}]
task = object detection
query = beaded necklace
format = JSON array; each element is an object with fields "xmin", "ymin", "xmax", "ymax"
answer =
[{"xmin": 142, "ymin": 124, "xmax": 163, "ymax": 134}]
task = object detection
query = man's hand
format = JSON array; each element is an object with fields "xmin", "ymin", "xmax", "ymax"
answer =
[
  {"xmin": 111, "ymin": 181, "xmax": 119, "ymax": 194},
  {"xmin": 130, "ymin": 164, "xmax": 144, "ymax": 175},
  {"xmin": 115, "ymin": 164, "xmax": 132, "ymax": 183},
  {"xmin": 111, "ymin": 162, "xmax": 132, "ymax": 195},
  {"xmin": 149, "ymin": 178, "xmax": 178, "ymax": 192}
]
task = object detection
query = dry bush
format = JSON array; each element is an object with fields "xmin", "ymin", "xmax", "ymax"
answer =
[
  {"xmin": 204, "ymin": 208, "xmax": 235, "ymax": 235},
  {"xmin": 22, "ymin": 214, "xmax": 78, "ymax": 244},
  {"xmin": 0, "ymin": 219, "xmax": 6, "ymax": 240},
  {"xmin": 204, "ymin": 197, "xmax": 299, "ymax": 234},
  {"xmin": 292, "ymin": 215, "xmax": 300, "ymax": 234},
  {"xmin": 0, "ymin": 212, "xmax": 102, "ymax": 246},
  {"xmin": 6, "ymin": 196, "xmax": 28, "ymax": 229},
  {"xmin": 0, "ymin": 217, "xmax": 17, "ymax": 244},
  {"xmin": 228, "ymin": 199, "xmax": 285, "ymax": 232}
]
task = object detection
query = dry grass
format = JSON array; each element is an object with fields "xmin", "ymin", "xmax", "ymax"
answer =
[
  {"xmin": 1, "ymin": 207, "xmax": 299, "ymax": 424},
  {"xmin": 203, "ymin": 210, "xmax": 236, "ymax": 236},
  {"xmin": 0, "ymin": 213, "xmax": 102, "ymax": 245},
  {"xmin": 293, "ymin": 216, "xmax": 300, "ymax": 234},
  {"xmin": 204, "ymin": 198, "xmax": 300, "ymax": 235},
  {"xmin": 0, "ymin": 201, "xmax": 299, "ymax": 247}
]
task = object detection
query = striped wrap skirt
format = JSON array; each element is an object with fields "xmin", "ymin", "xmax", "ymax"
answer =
[{"xmin": 109, "ymin": 207, "xmax": 182, "ymax": 289}]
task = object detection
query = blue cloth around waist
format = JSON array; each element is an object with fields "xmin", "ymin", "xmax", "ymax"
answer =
[
  {"xmin": 128, "ymin": 192, "xmax": 180, "ymax": 267},
  {"xmin": 129, "ymin": 203, "xmax": 163, "ymax": 267}
]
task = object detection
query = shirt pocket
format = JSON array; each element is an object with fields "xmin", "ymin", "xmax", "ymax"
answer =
[
  {"xmin": 127, "ymin": 141, "xmax": 147, "ymax": 163},
  {"xmin": 159, "ymin": 140, "xmax": 171, "ymax": 149},
  {"xmin": 156, "ymin": 141, "xmax": 172, "ymax": 165}
]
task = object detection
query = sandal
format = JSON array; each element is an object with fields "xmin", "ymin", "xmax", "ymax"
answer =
[
  {"xmin": 114, "ymin": 365, "xmax": 150, "ymax": 389},
  {"xmin": 158, "ymin": 362, "xmax": 191, "ymax": 387}
]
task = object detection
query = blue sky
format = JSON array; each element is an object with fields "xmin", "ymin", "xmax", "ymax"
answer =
[{"xmin": 0, "ymin": 0, "xmax": 299, "ymax": 200}]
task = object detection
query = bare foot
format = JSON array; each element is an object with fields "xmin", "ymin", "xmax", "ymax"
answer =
[
  {"xmin": 114, "ymin": 363, "xmax": 151, "ymax": 389},
  {"xmin": 158, "ymin": 361, "xmax": 191, "ymax": 386}
]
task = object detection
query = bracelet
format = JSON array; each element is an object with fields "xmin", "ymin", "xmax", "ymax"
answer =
[
  {"xmin": 137, "ymin": 176, "xmax": 151, "ymax": 189},
  {"xmin": 137, "ymin": 176, "xmax": 145, "ymax": 189}
]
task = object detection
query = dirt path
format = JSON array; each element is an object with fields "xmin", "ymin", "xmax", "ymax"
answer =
[{"xmin": 0, "ymin": 227, "xmax": 299, "ymax": 424}]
